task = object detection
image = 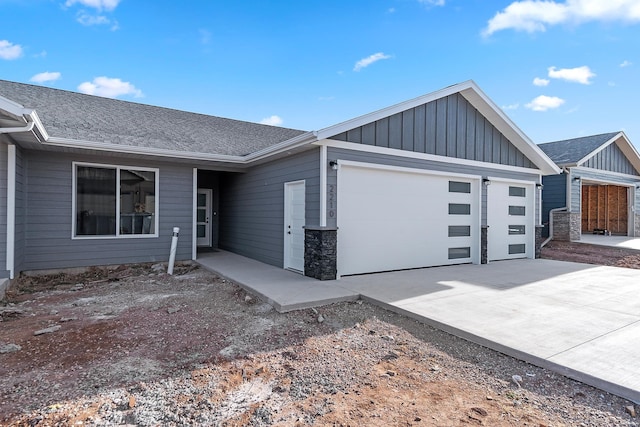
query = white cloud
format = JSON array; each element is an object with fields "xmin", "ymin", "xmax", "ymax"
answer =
[
  {"xmin": 78, "ymin": 77, "xmax": 143, "ymax": 98},
  {"xmin": 30, "ymin": 72, "xmax": 61, "ymax": 83},
  {"xmin": 533, "ymin": 77, "xmax": 550, "ymax": 86},
  {"xmin": 353, "ymin": 52, "xmax": 392, "ymax": 72},
  {"xmin": 525, "ymin": 95, "xmax": 565, "ymax": 111},
  {"xmin": 65, "ymin": 0, "xmax": 120, "ymax": 11},
  {"xmin": 0, "ymin": 40, "xmax": 23, "ymax": 60},
  {"xmin": 419, "ymin": 0, "xmax": 445, "ymax": 5},
  {"xmin": 483, "ymin": 0, "xmax": 640, "ymax": 36},
  {"xmin": 77, "ymin": 12, "xmax": 110, "ymax": 26},
  {"xmin": 260, "ymin": 115, "xmax": 283, "ymax": 126},
  {"xmin": 502, "ymin": 103, "xmax": 520, "ymax": 110},
  {"xmin": 548, "ymin": 65, "xmax": 595, "ymax": 84},
  {"xmin": 620, "ymin": 60, "xmax": 632, "ymax": 67}
]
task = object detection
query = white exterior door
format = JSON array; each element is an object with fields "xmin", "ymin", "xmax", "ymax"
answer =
[
  {"xmin": 196, "ymin": 188, "xmax": 212, "ymax": 247},
  {"xmin": 284, "ymin": 181, "xmax": 305, "ymax": 273},
  {"xmin": 337, "ymin": 162, "xmax": 480, "ymax": 276},
  {"xmin": 487, "ymin": 180, "xmax": 534, "ymax": 261}
]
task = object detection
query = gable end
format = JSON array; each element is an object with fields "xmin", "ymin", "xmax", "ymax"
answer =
[
  {"xmin": 328, "ymin": 93, "xmax": 535, "ymax": 168},
  {"xmin": 584, "ymin": 142, "xmax": 640, "ymax": 176}
]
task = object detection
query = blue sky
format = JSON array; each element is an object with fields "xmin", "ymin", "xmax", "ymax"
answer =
[{"xmin": 2, "ymin": 0, "xmax": 640, "ymax": 147}]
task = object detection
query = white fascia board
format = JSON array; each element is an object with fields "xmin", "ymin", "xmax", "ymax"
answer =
[
  {"xmin": 317, "ymin": 139, "xmax": 544, "ymax": 176},
  {"xmin": 572, "ymin": 165, "xmax": 640, "ymax": 182},
  {"xmin": 0, "ymin": 95, "xmax": 31, "ymax": 120},
  {"xmin": 42, "ymin": 131, "xmax": 317, "ymax": 166},
  {"xmin": 314, "ymin": 81, "xmax": 476, "ymax": 141},
  {"xmin": 459, "ymin": 84, "xmax": 561, "ymax": 176}
]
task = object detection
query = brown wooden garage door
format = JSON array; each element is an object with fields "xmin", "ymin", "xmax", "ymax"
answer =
[{"xmin": 581, "ymin": 185, "xmax": 628, "ymax": 235}]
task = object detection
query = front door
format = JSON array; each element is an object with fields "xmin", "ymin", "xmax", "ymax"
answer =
[
  {"xmin": 284, "ymin": 181, "xmax": 305, "ymax": 273},
  {"xmin": 197, "ymin": 188, "xmax": 212, "ymax": 247}
]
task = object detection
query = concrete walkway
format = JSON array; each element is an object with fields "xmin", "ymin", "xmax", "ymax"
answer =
[
  {"xmin": 196, "ymin": 251, "xmax": 640, "ymax": 403},
  {"xmin": 578, "ymin": 234, "xmax": 640, "ymax": 250}
]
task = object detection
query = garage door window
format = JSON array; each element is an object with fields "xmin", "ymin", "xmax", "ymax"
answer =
[
  {"xmin": 448, "ymin": 247, "xmax": 471, "ymax": 259},
  {"xmin": 449, "ymin": 181, "xmax": 471, "ymax": 193},
  {"xmin": 509, "ymin": 244, "xmax": 526, "ymax": 254},
  {"xmin": 508, "ymin": 205, "xmax": 526, "ymax": 216},
  {"xmin": 448, "ymin": 225, "xmax": 471, "ymax": 237},
  {"xmin": 509, "ymin": 186, "xmax": 526, "ymax": 197},
  {"xmin": 449, "ymin": 203, "xmax": 471, "ymax": 215},
  {"xmin": 508, "ymin": 225, "xmax": 526, "ymax": 235}
]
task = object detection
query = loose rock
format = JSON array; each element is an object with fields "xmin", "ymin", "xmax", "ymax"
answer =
[
  {"xmin": 0, "ymin": 343, "xmax": 21, "ymax": 353},
  {"xmin": 33, "ymin": 325, "xmax": 61, "ymax": 336}
]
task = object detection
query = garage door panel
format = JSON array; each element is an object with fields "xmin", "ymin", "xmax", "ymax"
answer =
[
  {"xmin": 337, "ymin": 164, "xmax": 479, "ymax": 276},
  {"xmin": 487, "ymin": 181, "xmax": 534, "ymax": 261}
]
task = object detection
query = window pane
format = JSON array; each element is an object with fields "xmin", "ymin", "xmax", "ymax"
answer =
[
  {"xmin": 448, "ymin": 225, "xmax": 471, "ymax": 237},
  {"xmin": 509, "ymin": 186, "xmax": 526, "ymax": 197},
  {"xmin": 448, "ymin": 247, "xmax": 471, "ymax": 259},
  {"xmin": 120, "ymin": 169, "xmax": 156, "ymax": 235},
  {"xmin": 76, "ymin": 166, "xmax": 116, "ymax": 235},
  {"xmin": 509, "ymin": 205, "xmax": 526, "ymax": 216},
  {"xmin": 508, "ymin": 225, "xmax": 526, "ymax": 235},
  {"xmin": 449, "ymin": 181, "xmax": 471, "ymax": 193},
  {"xmin": 449, "ymin": 203, "xmax": 471, "ymax": 215},
  {"xmin": 509, "ymin": 244, "xmax": 526, "ymax": 254}
]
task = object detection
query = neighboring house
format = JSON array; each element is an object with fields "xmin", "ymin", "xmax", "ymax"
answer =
[
  {"xmin": 0, "ymin": 79, "xmax": 559, "ymax": 281},
  {"xmin": 539, "ymin": 132, "xmax": 640, "ymax": 241}
]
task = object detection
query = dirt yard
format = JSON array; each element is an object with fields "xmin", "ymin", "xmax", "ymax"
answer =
[{"xmin": 1, "ymin": 245, "xmax": 639, "ymax": 426}]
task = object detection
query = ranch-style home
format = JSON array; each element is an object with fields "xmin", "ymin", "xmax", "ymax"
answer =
[
  {"xmin": 0, "ymin": 79, "xmax": 559, "ymax": 281},
  {"xmin": 539, "ymin": 132, "xmax": 640, "ymax": 241}
]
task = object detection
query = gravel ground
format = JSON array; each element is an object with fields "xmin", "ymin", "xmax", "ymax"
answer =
[{"xmin": 1, "ymin": 249, "xmax": 639, "ymax": 426}]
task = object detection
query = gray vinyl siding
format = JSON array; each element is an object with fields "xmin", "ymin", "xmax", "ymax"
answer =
[
  {"xmin": 570, "ymin": 168, "xmax": 640, "ymax": 213},
  {"xmin": 21, "ymin": 150, "xmax": 193, "ymax": 272},
  {"xmin": 541, "ymin": 173, "xmax": 567, "ymax": 236},
  {"xmin": 0, "ymin": 143, "xmax": 7, "ymax": 278},
  {"xmin": 330, "ymin": 93, "xmax": 535, "ymax": 169},
  {"xmin": 584, "ymin": 143, "xmax": 639, "ymax": 176},
  {"xmin": 219, "ymin": 149, "xmax": 320, "ymax": 268},
  {"xmin": 326, "ymin": 147, "xmax": 540, "ymax": 228},
  {"xmin": 14, "ymin": 145, "xmax": 24, "ymax": 274}
]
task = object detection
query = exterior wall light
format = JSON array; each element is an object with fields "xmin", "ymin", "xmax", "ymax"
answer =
[
  {"xmin": 573, "ymin": 176, "xmax": 581, "ymax": 182},
  {"xmin": 536, "ymin": 183, "xmax": 543, "ymax": 189},
  {"xmin": 329, "ymin": 160, "xmax": 339, "ymax": 171},
  {"xmin": 482, "ymin": 178, "xmax": 491, "ymax": 185}
]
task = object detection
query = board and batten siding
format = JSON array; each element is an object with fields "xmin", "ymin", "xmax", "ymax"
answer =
[
  {"xmin": 0, "ymin": 142, "xmax": 7, "ymax": 278},
  {"xmin": 584, "ymin": 143, "xmax": 640, "ymax": 176},
  {"xmin": 219, "ymin": 148, "xmax": 320, "ymax": 268},
  {"xmin": 326, "ymin": 147, "xmax": 541, "ymax": 228},
  {"xmin": 330, "ymin": 93, "xmax": 535, "ymax": 169},
  {"xmin": 540, "ymin": 173, "xmax": 568, "ymax": 236},
  {"xmin": 21, "ymin": 150, "xmax": 193, "ymax": 272}
]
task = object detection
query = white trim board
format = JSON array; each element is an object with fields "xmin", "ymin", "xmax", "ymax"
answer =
[{"xmin": 319, "ymin": 139, "xmax": 545, "ymax": 176}]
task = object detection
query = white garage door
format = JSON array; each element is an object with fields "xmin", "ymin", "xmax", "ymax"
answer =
[
  {"xmin": 487, "ymin": 180, "xmax": 535, "ymax": 261},
  {"xmin": 337, "ymin": 162, "xmax": 480, "ymax": 276}
]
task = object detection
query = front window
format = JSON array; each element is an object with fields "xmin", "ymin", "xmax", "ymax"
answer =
[{"xmin": 74, "ymin": 163, "xmax": 158, "ymax": 237}]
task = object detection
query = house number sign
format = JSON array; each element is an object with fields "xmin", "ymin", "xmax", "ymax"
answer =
[{"xmin": 328, "ymin": 184, "xmax": 335, "ymax": 218}]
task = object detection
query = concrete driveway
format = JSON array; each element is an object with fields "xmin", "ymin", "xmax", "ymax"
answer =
[{"xmin": 339, "ymin": 259, "xmax": 640, "ymax": 403}]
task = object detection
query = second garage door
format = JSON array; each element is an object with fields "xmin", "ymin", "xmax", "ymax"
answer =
[{"xmin": 337, "ymin": 162, "xmax": 480, "ymax": 276}]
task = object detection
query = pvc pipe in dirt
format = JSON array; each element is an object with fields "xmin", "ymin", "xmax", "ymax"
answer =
[{"xmin": 168, "ymin": 227, "xmax": 180, "ymax": 275}]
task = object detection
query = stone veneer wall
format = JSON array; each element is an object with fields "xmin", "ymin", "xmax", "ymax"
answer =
[
  {"xmin": 535, "ymin": 225, "xmax": 544, "ymax": 258},
  {"xmin": 552, "ymin": 211, "xmax": 581, "ymax": 241},
  {"xmin": 481, "ymin": 226, "xmax": 488, "ymax": 264},
  {"xmin": 635, "ymin": 214, "xmax": 640, "ymax": 238},
  {"xmin": 304, "ymin": 227, "xmax": 337, "ymax": 281}
]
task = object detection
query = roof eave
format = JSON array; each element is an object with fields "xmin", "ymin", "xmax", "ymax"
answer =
[{"xmin": 576, "ymin": 131, "xmax": 640, "ymax": 173}]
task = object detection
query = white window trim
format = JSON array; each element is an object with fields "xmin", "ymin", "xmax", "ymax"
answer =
[{"xmin": 72, "ymin": 161, "xmax": 160, "ymax": 239}]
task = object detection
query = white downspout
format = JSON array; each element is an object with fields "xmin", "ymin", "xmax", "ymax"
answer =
[{"xmin": 541, "ymin": 206, "xmax": 567, "ymax": 248}]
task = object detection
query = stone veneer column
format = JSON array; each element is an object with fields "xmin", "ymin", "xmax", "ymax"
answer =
[
  {"xmin": 304, "ymin": 226, "xmax": 337, "ymax": 280},
  {"xmin": 552, "ymin": 211, "xmax": 581, "ymax": 241},
  {"xmin": 481, "ymin": 226, "xmax": 488, "ymax": 264},
  {"xmin": 635, "ymin": 214, "xmax": 640, "ymax": 237},
  {"xmin": 535, "ymin": 225, "xmax": 544, "ymax": 258}
]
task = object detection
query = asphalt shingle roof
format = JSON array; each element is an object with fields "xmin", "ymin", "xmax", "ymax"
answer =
[
  {"xmin": 0, "ymin": 80, "xmax": 307, "ymax": 157},
  {"xmin": 537, "ymin": 132, "xmax": 620, "ymax": 166}
]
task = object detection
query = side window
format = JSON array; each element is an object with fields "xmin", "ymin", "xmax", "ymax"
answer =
[{"xmin": 75, "ymin": 163, "xmax": 158, "ymax": 237}]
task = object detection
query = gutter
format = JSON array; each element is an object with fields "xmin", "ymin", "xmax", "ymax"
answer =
[
  {"xmin": 0, "ymin": 119, "xmax": 34, "ymax": 134},
  {"xmin": 540, "ymin": 206, "xmax": 567, "ymax": 248}
]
